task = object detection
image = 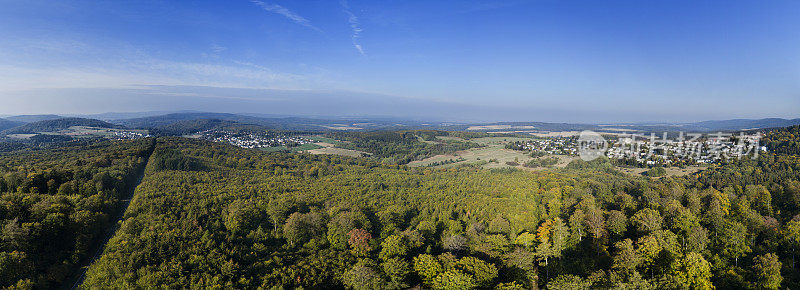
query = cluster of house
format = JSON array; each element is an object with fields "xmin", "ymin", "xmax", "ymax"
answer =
[
  {"xmin": 111, "ymin": 131, "xmax": 151, "ymax": 140},
  {"xmin": 603, "ymin": 132, "xmax": 766, "ymax": 165},
  {"xmin": 196, "ymin": 130, "xmax": 314, "ymax": 149},
  {"xmin": 513, "ymin": 132, "xmax": 767, "ymax": 166},
  {"xmin": 510, "ymin": 137, "xmax": 579, "ymax": 155}
]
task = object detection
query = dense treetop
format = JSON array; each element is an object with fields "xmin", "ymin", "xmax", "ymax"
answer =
[
  {"xmin": 0, "ymin": 138, "xmax": 154, "ymax": 288},
  {"xmin": 80, "ymin": 130, "xmax": 800, "ymax": 289},
  {"xmin": 0, "ymin": 125, "xmax": 798, "ymax": 289}
]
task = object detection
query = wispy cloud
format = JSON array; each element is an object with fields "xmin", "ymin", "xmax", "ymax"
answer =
[
  {"xmin": 340, "ymin": 0, "xmax": 365, "ymax": 55},
  {"xmin": 250, "ymin": 0, "xmax": 320, "ymax": 31}
]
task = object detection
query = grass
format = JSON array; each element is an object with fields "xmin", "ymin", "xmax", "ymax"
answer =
[
  {"xmin": 410, "ymin": 136, "xmax": 577, "ymax": 170},
  {"xmin": 469, "ymin": 136, "xmax": 537, "ymax": 146},
  {"xmin": 260, "ymin": 143, "xmax": 323, "ymax": 152},
  {"xmin": 305, "ymin": 135, "xmax": 344, "ymax": 145},
  {"xmin": 307, "ymin": 147, "xmax": 367, "ymax": 157}
]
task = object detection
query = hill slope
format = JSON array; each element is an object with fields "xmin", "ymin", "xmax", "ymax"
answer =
[
  {"xmin": 151, "ymin": 118, "xmax": 271, "ymax": 136},
  {"xmin": 0, "ymin": 118, "xmax": 24, "ymax": 131},
  {"xmin": 113, "ymin": 112, "xmax": 421, "ymax": 132},
  {"xmin": 5, "ymin": 114, "xmax": 63, "ymax": 123},
  {"xmin": 2, "ymin": 118, "xmax": 115, "ymax": 134},
  {"xmin": 687, "ymin": 118, "xmax": 800, "ymax": 131}
]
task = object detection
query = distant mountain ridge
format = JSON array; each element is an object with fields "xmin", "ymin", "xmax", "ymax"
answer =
[
  {"xmin": 0, "ymin": 118, "xmax": 24, "ymax": 131},
  {"xmin": 5, "ymin": 114, "xmax": 63, "ymax": 123},
  {"xmin": 687, "ymin": 118, "xmax": 800, "ymax": 131},
  {"xmin": 113, "ymin": 112, "xmax": 431, "ymax": 132},
  {"xmin": 459, "ymin": 118, "xmax": 800, "ymax": 133},
  {"xmin": 1, "ymin": 118, "xmax": 115, "ymax": 135},
  {"xmin": 150, "ymin": 119, "xmax": 273, "ymax": 136}
]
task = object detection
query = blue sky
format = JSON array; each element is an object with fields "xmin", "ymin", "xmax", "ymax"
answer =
[{"xmin": 0, "ymin": 0, "xmax": 798, "ymax": 122}]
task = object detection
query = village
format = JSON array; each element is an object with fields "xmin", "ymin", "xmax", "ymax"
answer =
[
  {"xmin": 193, "ymin": 129, "xmax": 315, "ymax": 149},
  {"xmin": 508, "ymin": 132, "xmax": 766, "ymax": 166}
]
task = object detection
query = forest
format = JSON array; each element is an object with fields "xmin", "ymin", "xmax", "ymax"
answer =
[
  {"xmin": 0, "ymin": 138, "xmax": 154, "ymax": 288},
  {"xmin": 0, "ymin": 125, "xmax": 797, "ymax": 289}
]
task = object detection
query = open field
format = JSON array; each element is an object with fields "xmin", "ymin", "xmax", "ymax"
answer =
[
  {"xmin": 304, "ymin": 135, "xmax": 344, "ymax": 145},
  {"xmin": 54, "ymin": 126, "xmax": 148, "ymax": 138},
  {"xmin": 7, "ymin": 126, "xmax": 148, "ymax": 139},
  {"xmin": 7, "ymin": 134, "xmax": 38, "ymax": 139},
  {"xmin": 306, "ymin": 147, "xmax": 368, "ymax": 157},
  {"xmin": 433, "ymin": 136, "xmax": 537, "ymax": 145},
  {"xmin": 469, "ymin": 136, "xmax": 537, "ymax": 145},
  {"xmin": 260, "ymin": 143, "xmax": 323, "ymax": 152},
  {"xmin": 410, "ymin": 135, "xmax": 576, "ymax": 170},
  {"xmin": 408, "ymin": 144, "xmax": 577, "ymax": 170},
  {"xmin": 433, "ymin": 136, "xmax": 463, "ymax": 142},
  {"xmin": 467, "ymin": 125, "xmax": 536, "ymax": 130},
  {"xmin": 413, "ymin": 136, "xmax": 702, "ymax": 176},
  {"xmin": 299, "ymin": 135, "xmax": 369, "ymax": 157},
  {"xmin": 320, "ymin": 124, "xmax": 361, "ymax": 130},
  {"xmin": 527, "ymin": 131, "xmax": 581, "ymax": 137}
]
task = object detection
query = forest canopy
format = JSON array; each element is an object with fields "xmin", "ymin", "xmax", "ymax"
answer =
[
  {"xmin": 0, "ymin": 125, "xmax": 798, "ymax": 289},
  {"xmin": 77, "ymin": 127, "xmax": 800, "ymax": 289}
]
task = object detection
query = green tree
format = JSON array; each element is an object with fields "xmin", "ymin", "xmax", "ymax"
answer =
[
  {"xmin": 786, "ymin": 220, "xmax": 800, "ymax": 269},
  {"xmin": 223, "ymin": 199, "xmax": 260, "ymax": 234},
  {"xmin": 413, "ymin": 254, "xmax": 443, "ymax": 286},
  {"xmin": 717, "ymin": 220, "xmax": 750, "ymax": 267},
  {"xmin": 283, "ymin": 212, "xmax": 326, "ymax": 246},
  {"xmin": 667, "ymin": 252, "xmax": 713, "ymax": 290},
  {"xmin": 612, "ymin": 239, "xmax": 641, "ymax": 273},
  {"xmin": 569, "ymin": 209, "xmax": 586, "ymax": 244},
  {"xmin": 685, "ymin": 226, "xmax": 710, "ymax": 254},
  {"xmin": 381, "ymin": 257, "xmax": 410, "ymax": 288},
  {"xmin": 637, "ymin": 235, "xmax": 662, "ymax": 278},
  {"xmin": 632, "ymin": 208, "xmax": 663, "ymax": 233},
  {"xmin": 455, "ymin": 256, "xmax": 498, "ymax": 287},
  {"xmin": 607, "ymin": 210, "xmax": 628, "ymax": 236},
  {"xmin": 379, "ymin": 234, "xmax": 409, "ymax": 260},
  {"xmin": 443, "ymin": 234, "xmax": 468, "ymax": 252},
  {"xmin": 489, "ymin": 215, "xmax": 511, "ymax": 234},
  {"xmin": 343, "ymin": 259, "xmax": 385, "ymax": 290},
  {"xmin": 547, "ymin": 274, "xmax": 591, "ymax": 290},
  {"xmin": 0, "ymin": 251, "xmax": 33, "ymax": 287},
  {"xmin": 514, "ymin": 232, "xmax": 536, "ymax": 248},
  {"xmin": 432, "ymin": 270, "xmax": 476, "ymax": 290},
  {"xmin": 752, "ymin": 253, "xmax": 782, "ymax": 289}
]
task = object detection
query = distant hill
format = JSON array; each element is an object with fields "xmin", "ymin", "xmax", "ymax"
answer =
[
  {"xmin": 151, "ymin": 119, "xmax": 271, "ymax": 136},
  {"xmin": 69, "ymin": 110, "xmax": 199, "ymax": 121},
  {"xmin": 5, "ymin": 114, "xmax": 63, "ymax": 123},
  {"xmin": 456, "ymin": 118, "xmax": 800, "ymax": 133},
  {"xmin": 0, "ymin": 118, "xmax": 24, "ymax": 131},
  {"xmin": 112, "ymin": 112, "xmax": 426, "ymax": 132},
  {"xmin": 686, "ymin": 118, "xmax": 800, "ymax": 131},
  {"xmin": 2, "ymin": 118, "xmax": 115, "ymax": 134},
  {"xmin": 114, "ymin": 112, "xmax": 259, "ymax": 128}
]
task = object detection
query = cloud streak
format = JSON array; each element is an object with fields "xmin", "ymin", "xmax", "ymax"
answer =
[
  {"xmin": 340, "ymin": 0, "xmax": 365, "ymax": 55},
  {"xmin": 250, "ymin": 0, "xmax": 320, "ymax": 31}
]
